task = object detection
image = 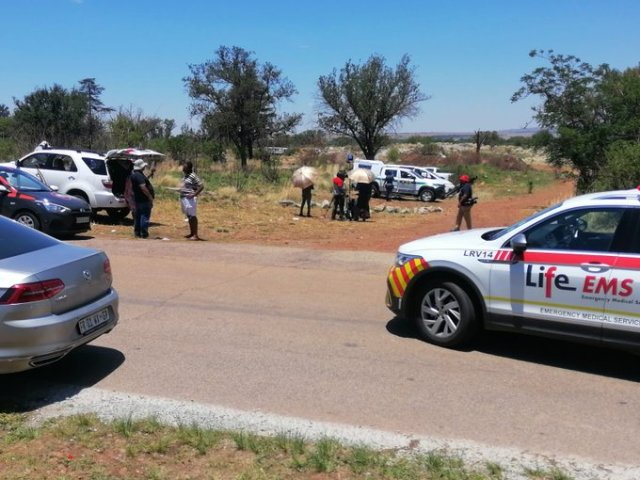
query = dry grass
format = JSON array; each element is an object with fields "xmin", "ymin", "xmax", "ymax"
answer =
[
  {"xmin": 88, "ymin": 148, "xmax": 569, "ymax": 253},
  {"xmin": 0, "ymin": 413, "xmax": 573, "ymax": 480}
]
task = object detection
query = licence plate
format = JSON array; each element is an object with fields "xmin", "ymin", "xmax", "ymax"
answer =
[
  {"xmin": 78, "ymin": 308, "xmax": 110, "ymax": 335},
  {"xmin": 76, "ymin": 216, "xmax": 90, "ymax": 223}
]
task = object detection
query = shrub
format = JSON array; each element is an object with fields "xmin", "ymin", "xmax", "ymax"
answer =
[
  {"xmin": 595, "ymin": 140, "xmax": 640, "ymax": 191},
  {"xmin": 386, "ymin": 146, "xmax": 400, "ymax": 163}
]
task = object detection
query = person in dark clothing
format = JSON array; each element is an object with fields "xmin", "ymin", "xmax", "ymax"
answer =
[
  {"xmin": 355, "ymin": 181, "xmax": 372, "ymax": 221},
  {"xmin": 299, "ymin": 184, "xmax": 313, "ymax": 217},
  {"xmin": 383, "ymin": 171, "xmax": 395, "ymax": 200},
  {"xmin": 331, "ymin": 171, "xmax": 346, "ymax": 220},
  {"xmin": 130, "ymin": 158, "xmax": 155, "ymax": 238},
  {"xmin": 452, "ymin": 174, "xmax": 474, "ymax": 231}
]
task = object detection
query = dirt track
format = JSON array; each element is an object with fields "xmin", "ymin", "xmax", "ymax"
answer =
[{"xmin": 90, "ymin": 179, "xmax": 576, "ymax": 252}]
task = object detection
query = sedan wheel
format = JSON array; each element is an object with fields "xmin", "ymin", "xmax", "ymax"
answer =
[
  {"xmin": 13, "ymin": 211, "xmax": 41, "ymax": 231},
  {"xmin": 415, "ymin": 281, "xmax": 477, "ymax": 347}
]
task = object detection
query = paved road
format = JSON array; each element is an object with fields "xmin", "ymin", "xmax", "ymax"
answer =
[{"xmin": 4, "ymin": 238, "xmax": 640, "ymax": 472}]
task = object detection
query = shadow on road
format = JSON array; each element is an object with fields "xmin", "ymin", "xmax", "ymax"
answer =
[
  {"xmin": 385, "ymin": 316, "xmax": 640, "ymax": 382},
  {"xmin": 0, "ymin": 345, "xmax": 124, "ymax": 413}
]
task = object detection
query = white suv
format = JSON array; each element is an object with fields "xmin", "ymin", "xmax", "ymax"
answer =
[
  {"xmin": 387, "ymin": 188, "xmax": 640, "ymax": 351},
  {"xmin": 7, "ymin": 148, "xmax": 129, "ymax": 219}
]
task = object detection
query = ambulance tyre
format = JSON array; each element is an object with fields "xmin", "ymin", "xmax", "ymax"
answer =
[{"xmin": 414, "ymin": 280, "xmax": 477, "ymax": 348}]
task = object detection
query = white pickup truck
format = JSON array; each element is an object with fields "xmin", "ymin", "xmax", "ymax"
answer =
[
  {"xmin": 373, "ymin": 165, "xmax": 446, "ymax": 202},
  {"xmin": 351, "ymin": 159, "xmax": 452, "ymax": 202},
  {"xmin": 424, "ymin": 166, "xmax": 454, "ymax": 181}
]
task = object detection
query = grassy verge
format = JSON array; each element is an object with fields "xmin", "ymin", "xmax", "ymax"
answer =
[{"xmin": 0, "ymin": 412, "xmax": 575, "ymax": 479}]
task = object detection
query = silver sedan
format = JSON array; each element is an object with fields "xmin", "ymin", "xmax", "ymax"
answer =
[{"xmin": 0, "ymin": 216, "xmax": 118, "ymax": 373}]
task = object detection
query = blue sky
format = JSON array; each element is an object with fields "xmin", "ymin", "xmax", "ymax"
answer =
[{"xmin": 1, "ymin": 0, "xmax": 639, "ymax": 134}]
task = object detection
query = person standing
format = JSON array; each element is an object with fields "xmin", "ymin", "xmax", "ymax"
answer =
[
  {"xmin": 130, "ymin": 158, "xmax": 155, "ymax": 238},
  {"xmin": 383, "ymin": 171, "xmax": 395, "ymax": 201},
  {"xmin": 331, "ymin": 171, "xmax": 346, "ymax": 220},
  {"xmin": 180, "ymin": 161, "xmax": 205, "ymax": 240},
  {"xmin": 452, "ymin": 174, "xmax": 474, "ymax": 231},
  {"xmin": 299, "ymin": 184, "xmax": 313, "ymax": 217},
  {"xmin": 355, "ymin": 181, "xmax": 372, "ymax": 221}
]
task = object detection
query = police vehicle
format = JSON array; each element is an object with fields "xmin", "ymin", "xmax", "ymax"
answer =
[
  {"xmin": 374, "ymin": 166, "xmax": 445, "ymax": 202},
  {"xmin": 386, "ymin": 188, "xmax": 640, "ymax": 350}
]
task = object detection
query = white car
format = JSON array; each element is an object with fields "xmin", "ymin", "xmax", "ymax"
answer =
[
  {"xmin": 386, "ymin": 188, "xmax": 640, "ymax": 350},
  {"xmin": 5, "ymin": 148, "xmax": 129, "ymax": 219},
  {"xmin": 402, "ymin": 166, "xmax": 456, "ymax": 196}
]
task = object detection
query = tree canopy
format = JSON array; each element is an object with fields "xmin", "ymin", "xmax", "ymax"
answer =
[
  {"xmin": 13, "ymin": 84, "xmax": 88, "ymax": 149},
  {"xmin": 78, "ymin": 78, "xmax": 114, "ymax": 148},
  {"xmin": 317, "ymin": 54, "xmax": 428, "ymax": 159},
  {"xmin": 184, "ymin": 45, "xmax": 301, "ymax": 168},
  {"xmin": 512, "ymin": 49, "xmax": 640, "ymax": 193}
]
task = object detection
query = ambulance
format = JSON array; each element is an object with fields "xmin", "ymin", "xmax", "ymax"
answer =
[{"xmin": 386, "ymin": 188, "xmax": 640, "ymax": 350}]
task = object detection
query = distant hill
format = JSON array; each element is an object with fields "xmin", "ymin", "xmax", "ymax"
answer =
[{"xmin": 394, "ymin": 128, "xmax": 542, "ymax": 140}]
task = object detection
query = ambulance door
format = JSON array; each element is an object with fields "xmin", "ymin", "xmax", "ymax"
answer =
[
  {"xmin": 601, "ymin": 208, "xmax": 640, "ymax": 347},
  {"xmin": 489, "ymin": 207, "xmax": 622, "ymax": 339}
]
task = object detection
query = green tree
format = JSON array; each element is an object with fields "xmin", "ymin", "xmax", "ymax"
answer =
[
  {"xmin": 473, "ymin": 130, "xmax": 500, "ymax": 154},
  {"xmin": 511, "ymin": 50, "xmax": 640, "ymax": 193},
  {"xmin": 0, "ymin": 115, "xmax": 17, "ymax": 159},
  {"xmin": 13, "ymin": 84, "xmax": 88, "ymax": 149},
  {"xmin": 184, "ymin": 45, "xmax": 302, "ymax": 168},
  {"xmin": 107, "ymin": 108, "xmax": 167, "ymax": 147},
  {"xmin": 594, "ymin": 141, "xmax": 640, "ymax": 191},
  {"xmin": 0, "ymin": 104, "xmax": 10, "ymax": 118},
  {"xmin": 288, "ymin": 129, "xmax": 327, "ymax": 148},
  {"xmin": 317, "ymin": 54, "xmax": 428, "ymax": 159},
  {"xmin": 78, "ymin": 78, "xmax": 114, "ymax": 149}
]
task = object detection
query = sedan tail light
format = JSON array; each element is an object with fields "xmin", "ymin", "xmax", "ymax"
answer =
[{"xmin": 0, "ymin": 279, "xmax": 65, "ymax": 304}]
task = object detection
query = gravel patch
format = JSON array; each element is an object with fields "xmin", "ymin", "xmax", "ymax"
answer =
[{"xmin": 32, "ymin": 387, "xmax": 639, "ymax": 480}]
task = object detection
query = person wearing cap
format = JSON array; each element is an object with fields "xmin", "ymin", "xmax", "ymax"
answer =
[
  {"xmin": 130, "ymin": 158, "xmax": 155, "ymax": 238},
  {"xmin": 180, "ymin": 161, "xmax": 205, "ymax": 240},
  {"xmin": 452, "ymin": 174, "xmax": 474, "ymax": 231}
]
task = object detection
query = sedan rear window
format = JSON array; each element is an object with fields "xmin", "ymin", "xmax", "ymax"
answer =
[{"xmin": 0, "ymin": 217, "xmax": 57, "ymax": 259}]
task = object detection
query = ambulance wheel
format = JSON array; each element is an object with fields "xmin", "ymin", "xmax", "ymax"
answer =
[{"xmin": 414, "ymin": 280, "xmax": 477, "ymax": 347}]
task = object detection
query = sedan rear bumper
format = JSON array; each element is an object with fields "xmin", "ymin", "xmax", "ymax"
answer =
[{"xmin": 0, "ymin": 288, "xmax": 119, "ymax": 373}]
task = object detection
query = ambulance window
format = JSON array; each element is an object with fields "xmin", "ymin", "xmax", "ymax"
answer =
[
  {"xmin": 609, "ymin": 209, "xmax": 640, "ymax": 253},
  {"xmin": 525, "ymin": 207, "xmax": 625, "ymax": 252}
]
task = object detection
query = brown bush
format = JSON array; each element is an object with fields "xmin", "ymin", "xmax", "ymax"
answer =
[
  {"xmin": 296, "ymin": 148, "xmax": 341, "ymax": 167},
  {"xmin": 399, "ymin": 147, "xmax": 528, "ymax": 172}
]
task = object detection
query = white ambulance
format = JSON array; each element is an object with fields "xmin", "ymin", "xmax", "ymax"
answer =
[{"xmin": 386, "ymin": 188, "xmax": 640, "ymax": 350}]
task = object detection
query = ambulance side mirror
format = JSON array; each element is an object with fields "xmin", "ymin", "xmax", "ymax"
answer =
[{"xmin": 510, "ymin": 233, "xmax": 527, "ymax": 255}]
